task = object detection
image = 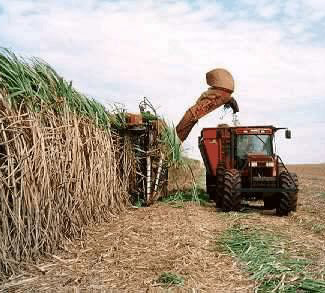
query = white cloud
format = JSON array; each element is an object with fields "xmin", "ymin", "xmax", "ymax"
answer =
[
  {"xmin": 257, "ymin": 3, "xmax": 281, "ymax": 19},
  {"xmin": 301, "ymin": 0, "xmax": 325, "ymax": 21},
  {"xmin": 0, "ymin": 0, "xmax": 324, "ymax": 163}
]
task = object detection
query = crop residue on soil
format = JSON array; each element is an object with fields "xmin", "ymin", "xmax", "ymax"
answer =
[{"xmin": 1, "ymin": 164, "xmax": 325, "ymax": 292}]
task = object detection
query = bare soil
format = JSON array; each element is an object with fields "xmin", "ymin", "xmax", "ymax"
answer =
[{"xmin": 1, "ymin": 164, "xmax": 325, "ymax": 292}]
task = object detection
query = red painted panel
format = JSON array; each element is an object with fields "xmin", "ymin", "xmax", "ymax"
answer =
[
  {"xmin": 201, "ymin": 128, "xmax": 220, "ymax": 176},
  {"xmin": 202, "ymin": 128, "xmax": 218, "ymax": 139}
]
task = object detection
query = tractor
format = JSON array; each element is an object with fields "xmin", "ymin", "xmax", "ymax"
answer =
[{"xmin": 199, "ymin": 125, "xmax": 299, "ymax": 215}]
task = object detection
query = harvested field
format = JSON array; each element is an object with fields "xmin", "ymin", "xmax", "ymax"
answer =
[
  {"xmin": 290, "ymin": 164, "xmax": 325, "ymax": 178},
  {"xmin": 0, "ymin": 203, "xmax": 254, "ymax": 292},
  {"xmin": 1, "ymin": 164, "xmax": 325, "ymax": 292}
]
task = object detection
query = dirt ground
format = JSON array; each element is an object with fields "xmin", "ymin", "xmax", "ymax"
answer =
[{"xmin": 1, "ymin": 164, "xmax": 325, "ymax": 292}]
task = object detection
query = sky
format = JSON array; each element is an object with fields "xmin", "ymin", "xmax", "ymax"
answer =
[{"xmin": 0, "ymin": 0, "xmax": 324, "ymax": 163}]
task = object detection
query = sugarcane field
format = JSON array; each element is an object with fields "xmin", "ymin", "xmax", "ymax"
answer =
[{"xmin": 1, "ymin": 1, "xmax": 325, "ymax": 292}]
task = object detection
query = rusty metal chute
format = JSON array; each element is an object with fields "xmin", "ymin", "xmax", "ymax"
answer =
[{"xmin": 176, "ymin": 68, "xmax": 239, "ymax": 142}]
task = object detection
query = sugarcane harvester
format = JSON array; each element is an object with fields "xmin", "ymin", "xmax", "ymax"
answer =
[
  {"xmin": 176, "ymin": 69, "xmax": 299, "ymax": 216},
  {"xmin": 125, "ymin": 98, "xmax": 168, "ymax": 206}
]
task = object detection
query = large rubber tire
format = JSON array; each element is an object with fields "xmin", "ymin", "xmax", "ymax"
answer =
[
  {"xmin": 276, "ymin": 172, "xmax": 298, "ymax": 216},
  {"xmin": 222, "ymin": 169, "xmax": 242, "ymax": 212},
  {"xmin": 290, "ymin": 172, "xmax": 299, "ymax": 211},
  {"xmin": 215, "ymin": 166, "xmax": 225, "ymax": 208},
  {"xmin": 277, "ymin": 192, "xmax": 291, "ymax": 216}
]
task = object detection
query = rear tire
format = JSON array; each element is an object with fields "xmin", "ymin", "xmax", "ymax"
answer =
[
  {"xmin": 290, "ymin": 173, "xmax": 299, "ymax": 211},
  {"xmin": 277, "ymin": 192, "xmax": 291, "ymax": 216},
  {"xmin": 222, "ymin": 169, "xmax": 242, "ymax": 212},
  {"xmin": 276, "ymin": 172, "xmax": 298, "ymax": 216}
]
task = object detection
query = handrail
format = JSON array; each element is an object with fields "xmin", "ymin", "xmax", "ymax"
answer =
[{"xmin": 276, "ymin": 155, "xmax": 298, "ymax": 190}]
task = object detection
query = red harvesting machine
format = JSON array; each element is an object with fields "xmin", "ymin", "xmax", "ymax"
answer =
[{"xmin": 199, "ymin": 125, "xmax": 299, "ymax": 215}]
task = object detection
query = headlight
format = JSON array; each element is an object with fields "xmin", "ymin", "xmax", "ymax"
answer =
[
  {"xmin": 266, "ymin": 162, "xmax": 274, "ymax": 167},
  {"xmin": 251, "ymin": 161, "xmax": 257, "ymax": 167}
]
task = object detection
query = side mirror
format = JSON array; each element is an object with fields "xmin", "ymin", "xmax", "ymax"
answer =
[{"xmin": 285, "ymin": 129, "xmax": 291, "ymax": 139}]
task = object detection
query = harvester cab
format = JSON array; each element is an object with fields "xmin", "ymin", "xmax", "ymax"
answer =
[{"xmin": 199, "ymin": 125, "xmax": 299, "ymax": 216}]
